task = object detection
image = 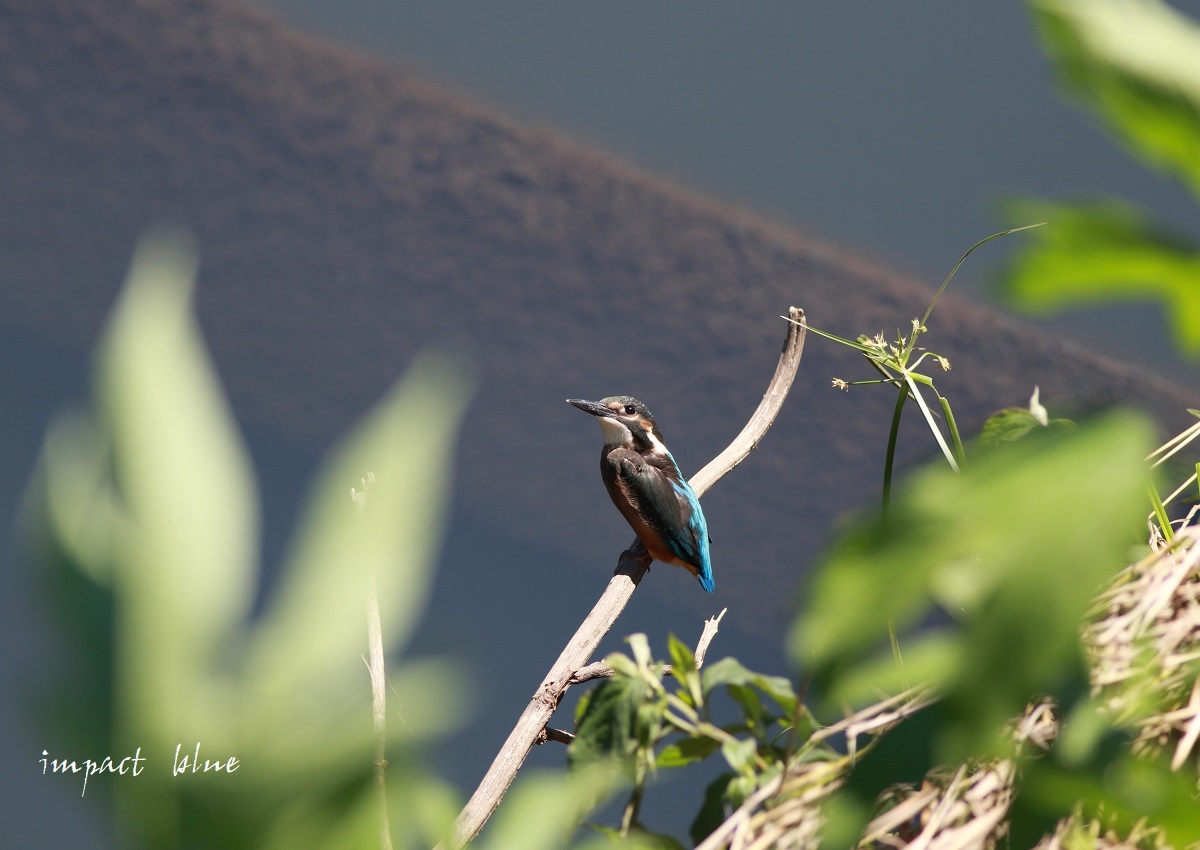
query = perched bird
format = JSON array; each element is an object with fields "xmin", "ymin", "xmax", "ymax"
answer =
[{"xmin": 566, "ymin": 396, "xmax": 714, "ymax": 593}]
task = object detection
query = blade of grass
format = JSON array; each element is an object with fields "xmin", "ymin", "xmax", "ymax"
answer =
[
  {"xmin": 883, "ymin": 391, "xmax": 907, "ymax": 515},
  {"xmin": 904, "ymin": 374, "xmax": 959, "ymax": 472},
  {"xmin": 923, "ymin": 224, "xmax": 1046, "ymax": 327},
  {"xmin": 939, "ymin": 394, "xmax": 966, "ymax": 469},
  {"xmin": 1148, "ymin": 482, "xmax": 1173, "ymax": 544}
]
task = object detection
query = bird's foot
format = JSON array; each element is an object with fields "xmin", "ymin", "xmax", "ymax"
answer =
[{"xmin": 617, "ymin": 548, "xmax": 653, "ymax": 572}]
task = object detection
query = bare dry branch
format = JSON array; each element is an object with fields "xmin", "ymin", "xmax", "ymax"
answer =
[
  {"xmin": 540, "ymin": 727, "xmax": 575, "ymax": 746},
  {"xmin": 568, "ymin": 607, "xmax": 728, "ymax": 685},
  {"xmin": 694, "ymin": 607, "xmax": 728, "ymax": 669},
  {"xmin": 443, "ymin": 309, "xmax": 807, "ymax": 848}
]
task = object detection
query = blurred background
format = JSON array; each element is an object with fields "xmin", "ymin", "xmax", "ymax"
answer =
[
  {"xmin": 246, "ymin": 0, "xmax": 1200, "ymax": 384},
  {"xmin": 2, "ymin": 0, "xmax": 1198, "ymax": 845}
]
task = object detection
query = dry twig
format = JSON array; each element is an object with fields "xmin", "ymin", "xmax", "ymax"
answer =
[{"xmin": 567, "ymin": 607, "xmax": 729, "ymax": 686}]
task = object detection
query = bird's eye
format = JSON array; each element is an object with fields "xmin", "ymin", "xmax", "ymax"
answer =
[{"xmin": 624, "ymin": 404, "xmax": 636, "ymax": 415}]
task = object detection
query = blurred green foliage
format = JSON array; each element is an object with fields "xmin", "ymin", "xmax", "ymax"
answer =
[
  {"xmin": 568, "ymin": 632, "xmax": 810, "ymax": 848},
  {"xmin": 471, "ymin": 765, "xmax": 646, "ymax": 850},
  {"xmin": 1032, "ymin": 0, "xmax": 1200, "ymax": 194},
  {"xmin": 1001, "ymin": 0, "xmax": 1200, "ymax": 354},
  {"xmin": 792, "ymin": 411, "xmax": 1166, "ymax": 846},
  {"xmin": 792, "ymin": 411, "xmax": 1150, "ymax": 729},
  {"xmin": 23, "ymin": 232, "xmax": 477, "ymax": 848},
  {"xmin": 978, "ymin": 386, "xmax": 1075, "ymax": 447}
]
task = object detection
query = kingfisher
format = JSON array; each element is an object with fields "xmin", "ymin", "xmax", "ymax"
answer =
[{"xmin": 566, "ymin": 396, "xmax": 714, "ymax": 593}]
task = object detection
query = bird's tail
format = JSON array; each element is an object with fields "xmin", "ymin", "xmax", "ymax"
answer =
[{"xmin": 697, "ymin": 569, "xmax": 715, "ymax": 594}]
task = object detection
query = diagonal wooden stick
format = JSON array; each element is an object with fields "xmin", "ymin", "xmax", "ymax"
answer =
[{"xmin": 443, "ymin": 308, "xmax": 807, "ymax": 848}]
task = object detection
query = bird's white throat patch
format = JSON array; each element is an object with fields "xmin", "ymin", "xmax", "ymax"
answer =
[
  {"xmin": 597, "ymin": 416, "xmax": 634, "ymax": 446},
  {"xmin": 643, "ymin": 429, "xmax": 669, "ymax": 457}
]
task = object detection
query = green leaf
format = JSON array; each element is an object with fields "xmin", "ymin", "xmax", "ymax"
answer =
[
  {"xmin": 1031, "ymin": 0, "xmax": 1200, "ymax": 197},
  {"xmin": 666, "ymin": 633, "xmax": 695, "ymax": 672},
  {"xmin": 25, "ymin": 412, "xmax": 119, "ymax": 750},
  {"xmin": 701, "ymin": 657, "xmax": 798, "ymax": 714},
  {"xmin": 573, "ymin": 826, "xmax": 682, "ymax": 850},
  {"xmin": 476, "ymin": 766, "xmax": 622, "ymax": 850},
  {"xmin": 1015, "ymin": 748, "xmax": 1200, "ymax": 848},
  {"xmin": 817, "ymin": 791, "xmax": 873, "ymax": 850},
  {"xmin": 604, "ymin": 651, "xmax": 640, "ymax": 680},
  {"xmin": 569, "ymin": 677, "xmax": 649, "ymax": 772},
  {"xmin": 638, "ymin": 834, "xmax": 688, "ymax": 850},
  {"xmin": 574, "ymin": 689, "xmax": 594, "ymax": 726},
  {"xmin": 979, "ymin": 408, "xmax": 1044, "ymax": 446},
  {"xmin": 606, "ymin": 828, "xmax": 687, "ymax": 850},
  {"xmin": 999, "ymin": 199, "xmax": 1200, "ymax": 353},
  {"xmin": 628, "ymin": 632, "xmax": 654, "ymax": 674},
  {"xmin": 96, "ymin": 231, "xmax": 257, "ymax": 750},
  {"xmin": 689, "ymin": 773, "xmax": 734, "ymax": 846},
  {"xmin": 36, "ymin": 412, "xmax": 121, "ymax": 586},
  {"xmin": 725, "ymin": 684, "xmax": 765, "ymax": 731},
  {"xmin": 637, "ymin": 700, "xmax": 665, "ymax": 750},
  {"xmin": 262, "ymin": 771, "xmax": 460, "ymax": 850},
  {"xmin": 821, "ymin": 632, "xmax": 961, "ymax": 709},
  {"xmin": 667, "ymin": 633, "xmax": 701, "ymax": 708},
  {"xmin": 726, "ymin": 773, "xmax": 757, "ymax": 808},
  {"xmin": 656, "ymin": 736, "xmax": 721, "ymax": 768},
  {"xmin": 980, "ymin": 395, "xmax": 1074, "ymax": 449},
  {"xmin": 720, "ymin": 737, "xmax": 758, "ymax": 776},
  {"xmin": 785, "ymin": 704, "xmax": 821, "ymax": 747}
]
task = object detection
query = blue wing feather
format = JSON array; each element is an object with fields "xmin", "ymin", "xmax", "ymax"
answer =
[
  {"xmin": 669, "ymin": 478, "xmax": 714, "ymax": 593},
  {"xmin": 619, "ymin": 455, "xmax": 715, "ymax": 593}
]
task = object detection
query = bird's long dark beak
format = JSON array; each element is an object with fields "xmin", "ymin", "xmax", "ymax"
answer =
[{"xmin": 566, "ymin": 398, "xmax": 615, "ymax": 418}]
